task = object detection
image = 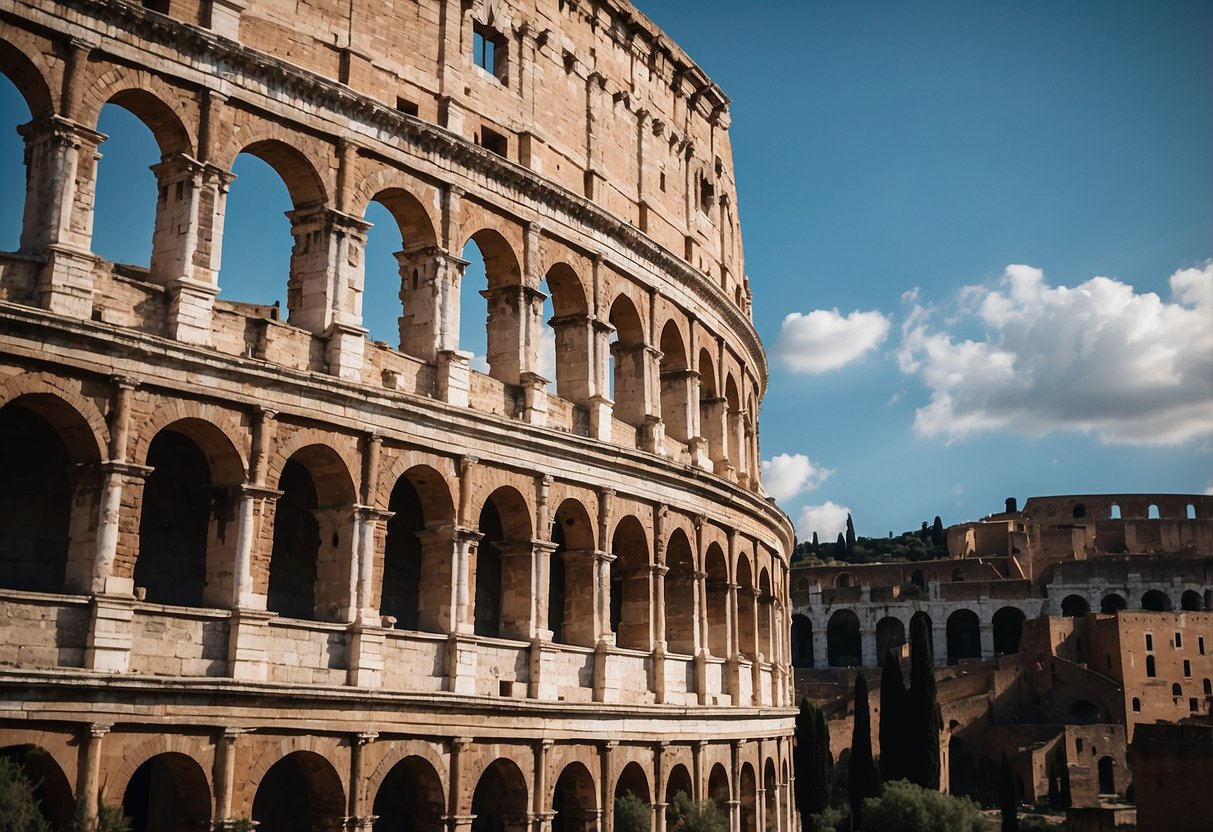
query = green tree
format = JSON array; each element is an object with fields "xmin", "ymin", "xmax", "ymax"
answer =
[
  {"xmin": 795, "ymin": 698, "xmax": 832, "ymax": 822},
  {"xmin": 999, "ymin": 754, "xmax": 1018, "ymax": 832},
  {"xmin": 811, "ymin": 532, "xmax": 820, "ymax": 555},
  {"xmin": 931, "ymin": 516, "xmax": 946, "ymax": 549},
  {"xmin": 615, "ymin": 791, "xmax": 651, "ymax": 832},
  {"xmin": 879, "ymin": 648, "xmax": 908, "ymax": 784},
  {"xmin": 666, "ymin": 791, "xmax": 727, "ymax": 832},
  {"xmin": 848, "ymin": 674, "xmax": 880, "ymax": 830},
  {"xmin": 835, "ymin": 533, "xmax": 847, "ymax": 558},
  {"xmin": 907, "ymin": 615, "xmax": 942, "ymax": 790},
  {"xmin": 845, "ymin": 515, "xmax": 856, "ymax": 555},
  {"xmin": 0, "ymin": 757, "xmax": 52, "ymax": 832},
  {"xmin": 861, "ymin": 780, "xmax": 991, "ymax": 832}
]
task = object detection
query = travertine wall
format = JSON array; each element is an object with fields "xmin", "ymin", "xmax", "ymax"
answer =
[{"xmin": 0, "ymin": 0, "xmax": 796, "ymax": 828}]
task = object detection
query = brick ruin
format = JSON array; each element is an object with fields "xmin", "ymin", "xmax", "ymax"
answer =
[{"xmin": 0, "ymin": 0, "xmax": 797, "ymax": 828}]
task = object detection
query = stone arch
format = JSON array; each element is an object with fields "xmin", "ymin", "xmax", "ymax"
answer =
[
  {"xmin": 946, "ymin": 608, "xmax": 981, "ymax": 664},
  {"xmin": 610, "ymin": 514, "xmax": 652, "ymax": 651},
  {"xmin": 267, "ymin": 443, "xmax": 359, "ymax": 621},
  {"xmin": 791, "ymin": 614, "xmax": 813, "ymax": 668},
  {"xmin": 697, "ymin": 347, "xmax": 725, "ymax": 466},
  {"xmin": 666, "ymin": 763, "xmax": 693, "ymax": 807},
  {"xmin": 0, "ymin": 389, "xmax": 105, "ymax": 594},
  {"xmin": 827, "ymin": 609, "xmax": 861, "ymax": 667},
  {"xmin": 84, "ymin": 76, "xmax": 195, "ymax": 156},
  {"xmin": 0, "ymin": 743, "xmax": 74, "ymax": 831},
  {"xmin": 757, "ymin": 567, "xmax": 773, "ymax": 660},
  {"xmin": 763, "ymin": 758, "xmax": 778, "ymax": 832},
  {"xmin": 222, "ymin": 137, "xmax": 328, "ymax": 207},
  {"xmin": 608, "ymin": 293, "xmax": 647, "ymax": 428},
  {"xmin": 361, "ymin": 185, "xmax": 439, "ymax": 248},
  {"xmin": 550, "ymin": 497, "xmax": 596, "ymax": 645},
  {"xmin": 707, "ymin": 762, "xmax": 730, "ymax": 811},
  {"xmin": 474, "ymin": 486, "xmax": 533, "ymax": 639},
  {"xmin": 659, "ymin": 318, "xmax": 692, "ymax": 442},
  {"xmin": 834, "ymin": 572, "xmax": 852, "ymax": 589},
  {"xmin": 1097, "ymin": 756, "xmax": 1115, "ymax": 795},
  {"xmin": 0, "ymin": 374, "xmax": 108, "ymax": 460},
  {"xmin": 268, "ymin": 429, "xmax": 361, "ymax": 501},
  {"xmin": 736, "ymin": 552, "xmax": 757, "ymax": 660},
  {"xmin": 1061, "ymin": 594, "xmax": 1090, "ymax": 617},
  {"xmin": 463, "ymin": 226, "xmax": 525, "ymax": 384},
  {"xmin": 614, "ymin": 759, "xmax": 650, "ymax": 805},
  {"xmin": 702, "ymin": 542, "xmax": 729, "ymax": 658},
  {"xmin": 0, "ymin": 30, "xmax": 55, "ymax": 118},
  {"xmin": 132, "ymin": 402, "xmax": 248, "ymax": 480},
  {"xmin": 1181, "ymin": 589, "xmax": 1203, "ymax": 611},
  {"xmin": 542, "ymin": 261, "xmax": 591, "ymax": 404},
  {"xmin": 372, "ymin": 754, "xmax": 446, "ymax": 832},
  {"xmin": 738, "ymin": 761, "xmax": 757, "ymax": 832},
  {"xmin": 121, "ymin": 751, "xmax": 212, "ymax": 832},
  {"xmin": 664, "ymin": 527, "xmax": 696, "ymax": 655},
  {"xmin": 544, "ymin": 261, "xmax": 589, "ymax": 318},
  {"xmin": 470, "ymin": 757, "xmax": 529, "ymax": 832},
  {"xmin": 253, "ymin": 751, "xmax": 346, "ymax": 832},
  {"xmin": 875, "ymin": 616, "xmax": 906, "ymax": 663},
  {"xmin": 1100, "ymin": 593, "xmax": 1127, "ymax": 613},
  {"xmin": 382, "ymin": 464, "xmax": 457, "ymax": 632},
  {"xmin": 1141, "ymin": 589, "xmax": 1171, "ymax": 612},
  {"xmin": 551, "ymin": 760, "xmax": 596, "ymax": 831},
  {"xmin": 992, "ymin": 606, "xmax": 1026, "ymax": 654},
  {"xmin": 136, "ymin": 419, "xmax": 245, "ymax": 608}
]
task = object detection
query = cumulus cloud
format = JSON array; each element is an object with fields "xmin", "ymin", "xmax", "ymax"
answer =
[
  {"xmin": 796, "ymin": 501, "xmax": 852, "ymax": 542},
  {"xmin": 897, "ymin": 263, "xmax": 1213, "ymax": 445},
  {"xmin": 760, "ymin": 453, "xmax": 832, "ymax": 502},
  {"xmin": 774, "ymin": 308, "xmax": 891, "ymax": 373}
]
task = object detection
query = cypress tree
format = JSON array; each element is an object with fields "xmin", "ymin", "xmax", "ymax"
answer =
[
  {"xmin": 845, "ymin": 514, "xmax": 856, "ymax": 554},
  {"xmin": 795, "ymin": 698, "xmax": 832, "ymax": 821},
  {"xmin": 999, "ymin": 753, "xmax": 1018, "ymax": 832},
  {"xmin": 849, "ymin": 673, "xmax": 880, "ymax": 830},
  {"xmin": 878, "ymin": 648, "xmax": 907, "ymax": 784},
  {"xmin": 835, "ymin": 532, "xmax": 846, "ymax": 559},
  {"xmin": 814, "ymin": 702, "xmax": 832, "ymax": 815},
  {"xmin": 931, "ymin": 515, "xmax": 945, "ymax": 548},
  {"xmin": 811, "ymin": 531, "xmax": 819, "ymax": 555},
  {"xmin": 907, "ymin": 615, "xmax": 942, "ymax": 789}
]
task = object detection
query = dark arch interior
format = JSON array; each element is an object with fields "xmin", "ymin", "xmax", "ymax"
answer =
[
  {"xmin": 470, "ymin": 759, "xmax": 528, "ymax": 832},
  {"xmin": 707, "ymin": 763, "xmax": 729, "ymax": 812},
  {"xmin": 122, "ymin": 752, "xmax": 212, "ymax": 832},
  {"xmin": 136, "ymin": 429, "xmax": 214, "ymax": 607},
  {"xmin": 665, "ymin": 763, "xmax": 693, "ymax": 815},
  {"xmin": 875, "ymin": 616, "xmax": 905, "ymax": 664},
  {"xmin": 827, "ymin": 609, "xmax": 861, "ymax": 667},
  {"xmin": 1101, "ymin": 594, "xmax": 1127, "ymax": 613},
  {"xmin": 791, "ymin": 615, "xmax": 813, "ymax": 668},
  {"xmin": 610, "ymin": 517, "xmax": 651, "ymax": 651},
  {"xmin": 992, "ymin": 607, "xmax": 1025, "ymax": 655},
  {"xmin": 372, "ymin": 756, "xmax": 445, "ymax": 832},
  {"xmin": 946, "ymin": 610, "xmax": 981, "ymax": 665},
  {"xmin": 1180, "ymin": 590, "xmax": 1202, "ymax": 611},
  {"xmin": 0, "ymin": 404, "xmax": 71, "ymax": 593},
  {"xmin": 474, "ymin": 498, "xmax": 504, "ymax": 638},
  {"xmin": 267, "ymin": 457, "xmax": 320, "ymax": 620},
  {"xmin": 382, "ymin": 476, "xmax": 425, "ymax": 630},
  {"xmin": 738, "ymin": 763, "xmax": 757, "ymax": 832},
  {"xmin": 1061, "ymin": 595, "xmax": 1089, "ymax": 617},
  {"xmin": 552, "ymin": 762, "xmax": 596, "ymax": 832},
  {"xmin": 0, "ymin": 744, "xmax": 74, "ymax": 831},
  {"xmin": 615, "ymin": 760, "xmax": 650, "ymax": 812},
  {"xmin": 1141, "ymin": 590, "xmax": 1171, "ymax": 612},
  {"xmin": 253, "ymin": 752, "xmax": 345, "ymax": 832}
]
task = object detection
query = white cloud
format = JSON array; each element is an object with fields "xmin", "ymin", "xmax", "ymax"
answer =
[
  {"xmin": 774, "ymin": 308, "xmax": 891, "ymax": 373},
  {"xmin": 761, "ymin": 453, "xmax": 832, "ymax": 502},
  {"xmin": 469, "ymin": 353, "xmax": 489, "ymax": 373},
  {"xmin": 796, "ymin": 501, "xmax": 852, "ymax": 542},
  {"xmin": 897, "ymin": 263, "xmax": 1213, "ymax": 445}
]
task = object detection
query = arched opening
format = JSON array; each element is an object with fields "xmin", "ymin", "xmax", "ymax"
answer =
[
  {"xmin": 220, "ymin": 142, "xmax": 326, "ymax": 318},
  {"xmin": 1181, "ymin": 590, "xmax": 1202, "ymax": 611},
  {"xmin": 1187, "ymin": 503, "xmax": 1197, "ymax": 519},
  {"xmin": 724, "ymin": 375, "xmax": 743, "ymax": 475},
  {"xmin": 543, "ymin": 263, "xmax": 591, "ymax": 402},
  {"xmin": 1110, "ymin": 503, "xmax": 1121, "ymax": 520},
  {"xmin": 122, "ymin": 752, "xmax": 211, "ymax": 832},
  {"xmin": 1072, "ymin": 503, "xmax": 1086, "ymax": 519},
  {"xmin": 658, "ymin": 320, "xmax": 691, "ymax": 442},
  {"xmin": 136, "ymin": 422, "xmax": 243, "ymax": 608},
  {"xmin": 610, "ymin": 515, "xmax": 651, "ymax": 651},
  {"xmin": 372, "ymin": 755, "xmax": 446, "ymax": 832},
  {"xmin": 992, "ymin": 607, "xmax": 1026, "ymax": 655},
  {"xmin": 1061, "ymin": 595, "xmax": 1090, "ymax": 617},
  {"xmin": 946, "ymin": 609, "xmax": 981, "ymax": 665},
  {"xmin": 736, "ymin": 554, "xmax": 757, "ymax": 660},
  {"xmin": 665, "ymin": 764, "xmax": 693, "ymax": 818},
  {"xmin": 460, "ymin": 229, "xmax": 523, "ymax": 384},
  {"xmin": 268, "ymin": 446, "xmax": 357, "ymax": 622},
  {"xmin": 763, "ymin": 759, "xmax": 778, "ymax": 832},
  {"xmin": 552, "ymin": 761, "xmax": 596, "ymax": 832},
  {"xmin": 1132, "ymin": 697, "xmax": 1141, "ymax": 712},
  {"xmin": 1141, "ymin": 590, "xmax": 1171, "ymax": 612},
  {"xmin": 834, "ymin": 572, "xmax": 852, "ymax": 589},
  {"xmin": 1171, "ymin": 682, "xmax": 1182, "ymax": 697},
  {"xmin": 698, "ymin": 349, "xmax": 724, "ymax": 465},
  {"xmin": 474, "ymin": 487, "xmax": 533, "ymax": 640},
  {"xmin": 791, "ymin": 614, "xmax": 814, "ymax": 668},
  {"xmin": 707, "ymin": 763, "xmax": 730, "ymax": 813},
  {"xmin": 1101, "ymin": 593, "xmax": 1128, "ymax": 613},
  {"xmin": 911, "ymin": 569, "xmax": 925, "ymax": 590},
  {"xmin": 550, "ymin": 498, "xmax": 595, "ymax": 646},
  {"xmin": 252, "ymin": 751, "xmax": 346, "ymax": 832},
  {"xmin": 664, "ymin": 528, "xmax": 696, "ymax": 655},
  {"xmin": 608, "ymin": 295, "xmax": 647, "ymax": 429},
  {"xmin": 613, "ymin": 761, "xmax": 650, "ymax": 830},
  {"xmin": 757, "ymin": 568, "xmax": 773, "ymax": 660},
  {"xmin": 1097, "ymin": 757, "xmax": 1115, "ymax": 795},
  {"xmin": 1069, "ymin": 699, "xmax": 1102, "ymax": 724},
  {"xmin": 738, "ymin": 762, "xmax": 756, "ymax": 832},
  {"xmin": 0, "ymin": 744, "xmax": 74, "ymax": 831},
  {"xmin": 382, "ymin": 475, "xmax": 424, "ymax": 630},
  {"xmin": 703, "ymin": 543, "xmax": 729, "ymax": 657},
  {"xmin": 360, "ymin": 188, "xmax": 438, "ymax": 350},
  {"xmin": 0, "ymin": 396, "xmax": 99, "ymax": 594},
  {"xmin": 1147, "ymin": 504, "xmax": 1160, "ymax": 520},
  {"xmin": 876, "ymin": 616, "xmax": 906, "ymax": 663},
  {"xmin": 797, "ymin": 577, "xmax": 809, "ymax": 592},
  {"xmin": 1, "ymin": 59, "xmax": 38, "ymax": 252},
  {"xmin": 827, "ymin": 609, "xmax": 861, "ymax": 667}
]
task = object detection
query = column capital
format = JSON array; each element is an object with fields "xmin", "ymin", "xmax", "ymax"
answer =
[
  {"xmin": 355, "ymin": 731, "xmax": 379, "ymax": 745},
  {"xmin": 85, "ymin": 722, "xmax": 112, "ymax": 738}
]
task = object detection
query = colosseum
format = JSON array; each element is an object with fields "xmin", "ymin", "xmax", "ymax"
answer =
[{"xmin": 0, "ymin": 0, "xmax": 797, "ymax": 828}]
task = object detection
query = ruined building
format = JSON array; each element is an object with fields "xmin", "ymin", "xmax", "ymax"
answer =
[{"xmin": 0, "ymin": 0, "xmax": 797, "ymax": 828}]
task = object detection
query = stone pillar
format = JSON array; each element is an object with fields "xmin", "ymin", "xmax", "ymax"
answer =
[
  {"xmin": 451, "ymin": 528, "xmax": 482, "ymax": 634},
  {"xmin": 75, "ymin": 722, "xmax": 110, "ymax": 831},
  {"xmin": 213, "ymin": 728, "xmax": 245, "ymax": 829},
  {"xmin": 533, "ymin": 739, "xmax": 553, "ymax": 831},
  {"xmin": 729, "ymin": 742, "xmax": 741, "ymax": 832},
  {"xmin": 860, "ymin": 626, "xmax": 877, "ymax": 669},
  {"xmin": 599, "ymin": 741, "xmax": 616, "ymax": 832},
  {"xmin": 285, "ymin": 204, "xmax": 371, "ymax": 333},
  {"xmin": 702, "ymin": 397, "xmax": 731, "ymax": 476},
  {"xmin": 588, "ymin": 316, "xmax": 616, "ymax": 441},
  {"xmin": 595, "ymin": 549, "xmax": 617, "ymax": 646},
  {"xmin": 692, "ymin": 741, "xmax": 705, "ymax": 801},
  {"xmin": 558, "ymin": 549, "xmax": 598, "ymax": 646},
  {"xmin": 349, "ymin": 731, "xmax": 378, "ymax": 829},
  {"xmin": 481, "ymin": 283, "xmax": 545, "ymax": 385},
  {"xmin": 653, "ymin": 741, "xmax": 668, "ymax": 832},
  {"xmin": 980, "ymin": 622, "xmax": 995, "ymax": 660},
  {"xmin": 18, "ymin": 114, "xmax": 104, "ymax": 318},
  {"xmin": 728, "ymin": 405, "xmax": 746, "ymax": 486},
  {"xmin": 348, "ymin": 508, "xmax": 391, "ymax": 687},
  {"xmin": 932, "ymin": 625, "xmax": 949, "ymax": 669},
  {"xmin": 448, "ymin": 737, "xmax": 472, "ymax": 824},
  {"xmin": 396, "ymin": 245, "xmax": 467, "ymax": 360},
  {"xmin": 811, "ymin": 626, "xmax": 828, "ymax": 670},
  {"xmin": 549, "ymin": 313, "xmax": 596, "ymax": 406},
  {"xmin": 659, "ymin": 367, "xmax": 696, "ymax": 444}
]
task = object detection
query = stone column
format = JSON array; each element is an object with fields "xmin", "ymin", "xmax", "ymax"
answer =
[
  {"xmin": 692, "ymin": 741, "xmax": 705, "ymax": 802},
  {"xmin": 414, "ymin": 524, "xmax": 461, "ymax": 632},
  {"xmin": 349, "ymin": 506, "xmax": 392, "ymax": 688},
  {"xmin": 533, "ymin": 740, "xmax": 553, "ymax": 832},
  {"xmin": 557, "ymin": 549, "xmax": 598, "ymax": 647},
  {"xmin": 549, "ymin": 313, "xmax": 596, "ymax": 406},
  {"xmin": 599, "ymin": 741, "xmax": 616, "ymax": 832},
  {"xmin": 396, "ymin": 245, "xmax": 468, "ymax": 360},
  {"xmin": 481, "ymin": 283, "xmax": 544, "ymax": 385},
  {"xmin": 588, "ymin": 316, "xmax": 616, "ymax": 441},
  {"xmin": 728, "ymin": 405, "xmax": 746, "ymax": 486},
  {"xmin": 18, "ymin": 113, "xmax": 104, "ymax": 318},
  {"xmin": 729, "ymin": 742, "xmax": 741, "ymax": 832},
  {"xmin": 75, "ymin": 722, "xmax": 110, "ymax": 831},
  {"xmin": 595, "ymin": 549, "xmax": 618, "ymax": 646},
  {"xmin": 447, "ymin": 737, "xmax": 472, "ymax": 825},
  {"xmin": 702, "ymin": 397, "xmax": 731, "ymax": 476},
  {"xmin": 811, "ymin": 626, "xmax": 828, "ymax": 670},
  {"xmin": 213, "ymin": 727, "xmax": 245, "ymax": 829},
  {"xmin": 349, "ymin": 731, "xmax": 378, "ymax": 829},
  {"xmin": 932, "ymin": 625, "xmax": 949, "ymax": 668},
  {"xmin": 860, "ymin": 626, "xmax": 877, "ymax": 669},
  {"xmin": 980, "ymin": 622, "xmax": 995, "ymax": 660},
  {"xmin": 653, "ymin": 741, "xmax": 668, "ymax": 832}
]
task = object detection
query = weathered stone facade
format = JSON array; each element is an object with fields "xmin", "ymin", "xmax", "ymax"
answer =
[{"xmin": 0, "ymin": 0, "xmax": 796, "ymax": 828}]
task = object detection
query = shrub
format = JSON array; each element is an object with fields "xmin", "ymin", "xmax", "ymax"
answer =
[
  {"xmin": 666, "ymin": 791, "xmax": 727, "ymax": 832},
  {"xmin": 861, "ymin": 780, "xmax": 991, "ymax": 832},
  {"xmin": 0, "ymin": 757, "xmax": 52, "ymax": 832},
  {"xmin": 614, "ymin": 791, "xmax": 651, "ymax": 832}
]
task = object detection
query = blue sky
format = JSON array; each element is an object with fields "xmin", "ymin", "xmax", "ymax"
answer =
[{"xmin": 1, "ymin": 0, "xmax": 1210, "ymax": 540}]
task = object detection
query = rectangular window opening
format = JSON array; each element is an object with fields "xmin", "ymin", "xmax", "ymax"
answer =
[
  {"xmin": 1175, "ymin": 632, "xmax": 1182, "ymax": 649},
  {"xmin": 473, "ymin": 24, "xmax": 508, "ymax": 83},
  {"xmin": 479, "ymin": 126, "xmax": 508, "ymax": 158},
  {"xmin": 396, "ymin": 97, "xmax": 419, "ymax": 117},
  {"xmin": 1145, "ymin": 633, "xmax": 1153, "ymax": 651}
]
